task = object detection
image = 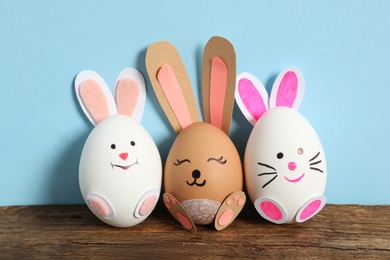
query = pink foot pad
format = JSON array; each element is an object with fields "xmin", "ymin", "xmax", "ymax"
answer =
[
  {"xmin": 296, "ymin": 196, "xmax": 327, "ymax": 223},
  {"xmin": 139, "ymin": 195, "xmax": 157, "ymax": 216},
  {"xmin": 215, "ymin": 191, "xmax": 246, "ymax": 231},
  {"xmin": 87, "ymin": 193, "xmax": 114, "ymax": 220},
  {"xmin": 135, "ymin": 189, "xmax": 159, "ymax": 218},
  {"xmin": 254, "ymin": 197, "xmax": 287, "ymax": 224},
  {"xmin": 218, "ymin": 209, "xmax": 233, "ymax": 226},
  {"xmin": 177, "ymin": 213, "xmax": 193, "ymax": 230},
  {"xmin": 163, "ymin": 193, "xmax": 197, "ymax": 233}
]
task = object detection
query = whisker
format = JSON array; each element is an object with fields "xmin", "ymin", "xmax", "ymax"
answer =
[
  {"xmin": 309, "ymin": 152, "xmax": 320, "ymax": 162},
  {"xmin": 309, "ymin": 160, "xmax": 322, "ymax": 166},
  {"xmin": 310, "ymin": 167, "xmax": 324, "ymax": 173},
  {"xmin": 257, "ymin": 172, "xmax": 277, "ymax": 176},
  {"xmin": 262, "ymin": 175, "xmax": 278, "ymax": 188},
  {"xmin": 258, "ymin": 162, "xmax": 276, "ymax": 171}
]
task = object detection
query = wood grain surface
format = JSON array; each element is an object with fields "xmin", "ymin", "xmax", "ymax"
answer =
[{"xmin": 0, "ymin": 203, "xmax": 389, "ymax": 258}]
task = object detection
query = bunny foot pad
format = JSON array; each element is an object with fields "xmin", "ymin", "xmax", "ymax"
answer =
[
  {"xmin": 215, "ymin": 191, "xmax": 246, "ymax": 231},
  {"xmin": 254, "ymin": 197, "xmax": 287, "ymax": 224},
  {"xmin": 296, "ymin": 196, "xmax": 326, "ymax": 223},
  {"xmin": 163, "ymin": 193, "xmax": 197, "ymax": 233},
  {"xmin": 255, "ymin": 196, "xmax": 327, "ymax": 224},
  {"xmin": 87, "ymin": 193, "xmax": 115, "ymax": 220},
  {"xmin": 134, "ymin": 189, "xmax": 160, "ymax": 218}
]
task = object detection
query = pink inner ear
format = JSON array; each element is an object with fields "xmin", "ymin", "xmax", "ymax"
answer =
[
  {"xmin": 157, "ymin": 64, "xmax": 192, "ymax": 130},
  {"xmin": 209, "ymin": 57, "xmax": 227, "ymax": 129},
  {"xmin": 116, "ymin": 78, "xmax": 139, "ymax": 117},
  {"xmin": 79, "ymin": 79, "xmax": 110, "ymax": 124},
  {"xmin": 238, "ymin": 78, "xmax": 267, "ymax": 121},
  {"xmin": 276, "ymin": 71, "xmax": 298, "ymax": 108}
]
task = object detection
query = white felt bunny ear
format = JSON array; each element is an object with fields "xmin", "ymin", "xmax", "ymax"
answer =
[
  {"xmin": 75, "ymin": 70, "xmax": 117, "ymax": 126},
  {"xmin": 269, "ymin": 67, "xmax": 305, "ymax": 110},
  {"xmin": 235, "ymin": 72, "xmax": 269, "ymax": 126},
  {"xmin": 113, "ymin": 68, "xmax": 146, "ymax": 123}
]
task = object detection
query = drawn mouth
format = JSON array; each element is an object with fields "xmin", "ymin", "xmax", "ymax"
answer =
[
  {"xmin": 186, "ymin": 179, "xmax": 206, "ymax": 187},
  {"xmin": 284, "ymin": 173, "xmax": 305, "ymax": 183},
  {"xmin": 111, "ymin": 160, "xmax": 138, "ymax": 171}
]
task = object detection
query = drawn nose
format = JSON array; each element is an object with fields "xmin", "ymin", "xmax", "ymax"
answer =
[
  {"xmin": 288, "ymin": 161, "xmax": 297, "ymax": 171},
  {"xmin": 119, "ymin": 153, "xmax": 128, "ymax": 161},
  {"xmin": 192, "ymin": 169, "xmax": 201, "ymax": 179}
]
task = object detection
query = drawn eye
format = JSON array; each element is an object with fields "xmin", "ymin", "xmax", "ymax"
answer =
[
  {"xmin": 277, "ymin": 152, "xmax": 284, "ymax": 159},
  {"xmin": 207, "ymin": 156, "xmax": 227, "ymax": 165},
  {"xmin": 130, "ymin": 141, "xmax": 136, "ymax": 146},
  {"xmin": 111, "ymin": 144, "xmax": 116, "ymax": 149},
  {"xmin": 173, "ymin": 159, "xmax": 191, "ymax": 166}
]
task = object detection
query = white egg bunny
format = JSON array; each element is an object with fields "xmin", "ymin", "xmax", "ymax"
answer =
[
  {"xmin": 74, "ymin": 68, "xmax": 162, "ymax": 228},
  {"xmin": 235, "ymin": 67, "xmax": 327, "ymax": 224}
]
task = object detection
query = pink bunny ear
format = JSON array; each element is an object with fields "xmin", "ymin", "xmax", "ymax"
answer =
[
  {"xmin": 114, "ymin": 68, "xmax": 146, "ymax": 123},
  {"xmin": 146, "ymin": 40, "xmax": 200, "ymax": 134},
  {"xmin": 157, "ymin": 64, "xmax": 193, "ymax": 130},
  {"xmin": 235, "ymin": 72, "xmax": 269, "ymax": 126},
  {"xmin": 269, "ymin": 67, "xmax": 305, "ymax": 110},
  {"xmin": 75, "ymin": 70, "xmax": 117, "ymax": 125},
  {"xmin": 202, "ymin": 36, "xmax": 236, "ymax": 135},
  {"xmin": 209, "ymin": 56, "xmax": 228, "ymax": 129}
]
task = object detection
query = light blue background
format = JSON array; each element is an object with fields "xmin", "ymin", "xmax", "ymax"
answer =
[{"xmin": 1, "ymin": 0, "xmax": 389, "ymax": 206}]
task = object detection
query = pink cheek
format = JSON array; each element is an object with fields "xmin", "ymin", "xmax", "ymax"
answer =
[{"xmin": 288, "ymin": 161, "xmax": 297, "ymax": 171}]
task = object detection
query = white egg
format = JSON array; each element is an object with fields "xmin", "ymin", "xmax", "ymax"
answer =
[
  {"xmin": 245, "ymin": 107, "xmax": 327, "ymax": 223},
  {"xmin": 79, "ymin": 115, "xmax": 162, "ymax": 227},
  {"xmin": 235, "ymin": 67, "xmax": 327, "ymax": 224}
]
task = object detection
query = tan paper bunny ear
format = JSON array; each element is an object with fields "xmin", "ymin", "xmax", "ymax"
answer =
[
  {"xmin": 202, "ymin": 36, "xmax": 236, "ymax": 135},
  {"xmin": 146, "ymin": 41, "xmax": 200, "ymax": 134}
]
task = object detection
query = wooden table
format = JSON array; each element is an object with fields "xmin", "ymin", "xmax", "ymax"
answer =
[{"xmin": 0, "ymin": 203, "xmax": 389, "ymax": 258}]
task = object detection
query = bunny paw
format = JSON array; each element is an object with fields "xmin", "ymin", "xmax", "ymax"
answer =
[
  {"xmin": 254, "ymin": 197, "xmax": 287, "ymax": 224},
  {"xmin": 163, "ymin": 193, "xmax": 197, "ymax": 233},
  {"xmin": 134, "ymin": 189, "xmax": 159, "ymax": 218},
  {"xmin": 86, "ymin": 193, "xmax": 115, "ymax": 220},
  {"xmin": 296, "ymin": 196, "xmax": 326, "ymax": 223},
  {"xmin": 214, "ymin": 191, "xmax": 246, "ymax": 231}
]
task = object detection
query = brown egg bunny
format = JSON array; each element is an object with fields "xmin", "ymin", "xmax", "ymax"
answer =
[{"xmin": 146, "ymin": 36, "xmax": 245, "ymax": 232}]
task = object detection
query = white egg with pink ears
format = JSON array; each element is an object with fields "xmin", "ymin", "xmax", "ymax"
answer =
[
  {"xmin": 74, "ymin": 68, "xmax": 162, "ymax": 228},
  {"xmin": 235, "ymin": 67, "xmax": 327, "ymax": 224}
]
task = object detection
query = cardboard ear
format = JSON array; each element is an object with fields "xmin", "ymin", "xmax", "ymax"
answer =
[
  {"xmin": 75, "ymin": 70, "xmax": 117, "ymax": 126},
  {"xmin": 146, "ymin": 41, "xmax": 200, "ymax": 134},
  {"xmin": 235, "ymin": 72, "xmax": 269, "ymax": 126},
  {"xmin": 269, "ymin": 67, "xmax": 305, "ymax": 110},
  {"xmin": 202, "ymin": 36, "xmax": 236, "ymax": 135},
  {"xmin": 114, "ymin": 68, "xmax": 146, "ymax": 123}
]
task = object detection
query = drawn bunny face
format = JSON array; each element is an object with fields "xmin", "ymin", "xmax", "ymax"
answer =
[
  {"xmin": 80, "ymin": 114, "xmax": 159, "ymax": 186},
  {"xmin": 146, "ymin": 36, "xmax": 245, "ymax": 232},
  {"xmin": 245, "ymin": 107, "xmax": 326, "ymax": 201},
  {"xmin": 75, "ymin": 69, "xmax": 162, "ymax": 228},
  {"xmin": 164, "ymin": 122, "xmax": 242, "ymax": 203},
  {"xmin": 235, "ymin": 67, "xmax": 327, "ymax": 224}
]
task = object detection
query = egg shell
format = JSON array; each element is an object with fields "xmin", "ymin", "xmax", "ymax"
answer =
[
  {"xmin": 79, "ymin": 114, "xmax": 162, "ymax": 227},
  {"xmin": 164, "ymin": 122, "xmax": 243, "ymax": 203},
  {"xmin": 244, "ymin": 107, "xmax": 327, "ymax": 223}
]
